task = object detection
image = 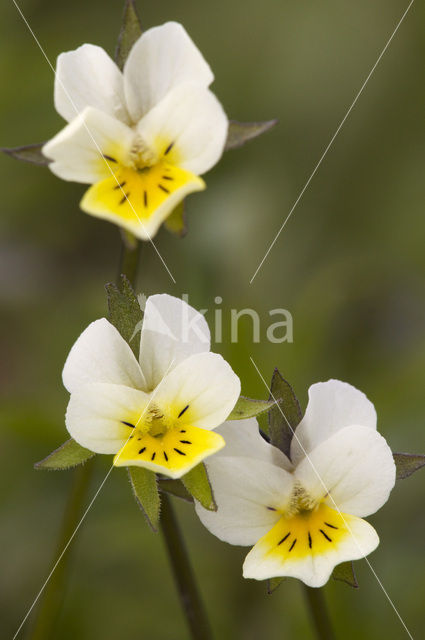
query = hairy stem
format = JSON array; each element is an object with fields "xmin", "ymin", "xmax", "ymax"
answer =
[
  {"xmin": 303, "ymin": 584, "xmax": 336, "ymax": 640},
  {"xmin": 160, "ymin": 493, "xmax": 213, "ymax": 640},
  {"xmin": 118, "ymin": 229, "xmax": 141, "ymax": 286}
]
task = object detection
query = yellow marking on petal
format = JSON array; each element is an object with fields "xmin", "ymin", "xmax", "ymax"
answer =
[
  {"xmin": 254, "ymin": 503, "xmax": 352, "ymax": 562},
  {"xmin": 80, "ymin": 160, "xmax": 204, "ymax": 227},
  {"xmin": 113, "ymin": 425, "xmax": 224, "ymax": 479}
]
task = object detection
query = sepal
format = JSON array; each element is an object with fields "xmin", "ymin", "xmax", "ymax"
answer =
[
  {"xmin": 393, "ymin": 453, "xmax": 425, "ymax": 480},
  {"xmin": 266, "ymin": 576, "xmax": 285, "ymax": 594},
  {"xmin": 332, "ymin": 561, "xmax": 358, "ymax": 588},
  {"xmin": 106, "ymin": 274, "xmax": 143, "ymax": 357},
  {"xmin": 34, "ymin": 438, "xmax": 95, "ymax": 470},
  {"xmin": 181, "ymin": 463, "xmax": 216, "ymax": 511},
  {"xmin": 158, "ymin": 478, "xmax": 193, "ymax": 503},
  {"xmin": 225, "ymin": 119, "xmax": 278, "ymax": 151},
  {"xmin": 128, "ymin": 466, "xmax": 160, "ymax": 531},
  {"xmin": 2, "ymin": 143, "xmax": 49, "ymax": 166},
  {"xmin": 227, "ymin": 395, "xmax": 279, "ymax": 420},
  {"xmin": 164, "ymin": 202, "xmax": 187, "ymax": 238},
  {"xmin": 268, "ymin": 368, "xmax": 302, "ymax": 457},
  {"xmin": 115, "ymin": 0, "xmax": 143, "ymax": 70}
]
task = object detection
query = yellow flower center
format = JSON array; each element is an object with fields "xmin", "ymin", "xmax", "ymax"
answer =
[
  {"xmin": 80, "ymin": 138, "xmax": 205, "ymax": 228},
  {"xmin": 113, "ymin": 401, "xmax": 224, "ymax": 477},
  {"xmin": 261, "ymin": 501, "xmax": 351, "ymax": 560}
]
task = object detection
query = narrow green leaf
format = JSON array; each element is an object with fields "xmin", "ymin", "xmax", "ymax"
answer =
[
  {"xmin": 227, "ymin": 396, "xmax": 278, "ymax": 420},
  {"xmin": 105, "ymin": 274, "xmax": 143, "ymax": 357},
  {"xmin": 393, "ymin": 453, "xmax": 425, "ymax": 480},
  {"xmin": 164, "ymin": 201, "xmax": 187, "ymax": 238},
  {"xmin": 128, "ymin": 466, "xmax": 160, "ymax": 531},
  {"xmin": 225, "ymin": 119, "xmax": 278, "ymax": 151},
  {"xmin": 34, "ymin": 438, "xmax": 95, "ymax": 470},
  {"xmin": 267, "ymin": 576, "xmax": 285, "ymax": 594},
  {"xmin": 332, "ymin": 561, "xmax": 358, "ymax": 588},
  {"xmin": 115, "ymin": 0, "xmax": 142, "ymax": 70},
  {"xmin": 158, "ymin": 478, "xmax": 194, "ymax": 503},
  {"xmin": 268, "ymin": 368, "xmax": 302, "ymax": 457},
  {"xmin": 181, "ymin": 463, "xmax": 216, "ymax": 511},
  {"xmin": 2, "ymin": 142, "xmax": 49, "ymax": 166}
]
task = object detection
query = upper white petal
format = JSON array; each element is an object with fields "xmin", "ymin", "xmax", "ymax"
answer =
[
  {"xmin": 62, "ymin": 318, "xmax": 146, "ymax": 394},
  {"xmin": 291, "ymin": 380, "xmax": 377, "ymax": 465},
  {"xmin": 66, "ymin": 383, "xmax": 150, "ymax": 454},
  {"xmin": 124, "ymin": 21, "xmax": 214, "ymax": 122},
  {"xmin": 294, "ymin": 425, "xmax": 396, "ymax": 517},
  {"xmin": 54, "ymin": 44, "xmax": 130, "ymax": 124},
  {"xmin": 139, "ymin": 294, "xmax": 210, "ymax": 390},
  {"xmin": 196, "ymin": 456, "xmax": 294, "ymax": 546},
  {"xmin": 43, "ymin": 106, "xmax": 134, "ymax": 184},
  {"xmin": 153, "ymin": 352, "xmax": 240, "ymax": 430},
  {"xmin": 137, "ymin": 83, "xmax": 228, "ymax": 175},
  {"xmin": 214, "ymin": 418, "xmax": 293, "ymax": 471}
]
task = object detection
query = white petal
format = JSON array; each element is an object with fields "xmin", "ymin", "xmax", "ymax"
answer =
[
  {"xmin": 124, "ymin": 22, "xmax": 213, "ymax": 122},
  {"xmin": 153, "ymin": 352, "xmax": 240, "ymax": 430},
  {"xmin": 65, "ymin": 383, "xmax": 150, "ymax": 454},
  {"xmin": 215, "ymin": 418, "xmax": 292, "ymax": 471},
  {"xmin": 291, "ymin": 380, "xmax": 377, "ymax": 465},
  {"xmin": 54, "ymin": 45, "xmax": 130, "ymax": 124},
  {"xmin": 295, "ymin": 425, "xmax": 396, "ymax": 517},
  {"xmin": 62, "ymin": 318, "xmax": 145, "ymax": 393},
  {"xmin": 139, "ymin": 294, "xmax": 210, "ymax": 390},
  {"xmin": 43, "ymin": 106, "xmax": 134, "ymax": 184},
  {"xmin": 137, "ymin": 84, "xmax": 227, "ymax": 175},
  {"xmin": 196, "ymin": 456, "xmax": 294, "ymax": 546},
  {"xmin": 243, "ymin": 509, "xmax": 379, "ymax": 588}
]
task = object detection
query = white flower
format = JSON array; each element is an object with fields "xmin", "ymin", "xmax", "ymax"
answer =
[
  {"xmin": 42, "ymin": 22, "xmax": 228, "ymax": 240},
  {"xmin": 63, "ymin": 294, "xmax": 240, "ymax": 478},
  {"xmin": 195, "ymin": 380, "xmax": 396, "ymax": 587}
]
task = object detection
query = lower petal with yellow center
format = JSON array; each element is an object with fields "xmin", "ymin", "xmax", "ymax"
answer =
[
  {"xmin": 80, "ymin": 160, "xmax": 205, "ymax": 239},
  {"xmin": 243, "ymin": 502, "xmax": 379, "ymax": 587},
  {"xmin": 113, "ymin": 424, "xmax": 225, "ymax": 479}
]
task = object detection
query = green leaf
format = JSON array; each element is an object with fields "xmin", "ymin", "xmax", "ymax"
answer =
[
  {"xmin": 2, "ymin": 142, "xmax": 49, "ymax": 166},
  {"xmin": 332, "ymin": 561, "xmax": 358, "ymax": 588},
  {"xmin": 34, "ymin": 438, "xmax": 95, "ymax": 470},
  {"xmin": 158, "ymin": 478, "xmax": 194, "ymax": 503},
  {"xmin": 268, "ymin": 368, "xmax": 302, "ymax": 457},
  {"xmin": 128, "ymin": 466, "xmax": 160, "ymax": 531},
  {"xmin": 225, "ymin": 119, "xmax": 278, "ymax": 151},
  {"xmin": 115, "ymin": 0, "xmax": 142, "ymax": 70},
  {"xmin": 227, "ymin": 395, "xmax": 278, "ymax": 420},
  {"xmin": 106, "ymin": 274, "xmax": 143, "ymax": 357},
  {"xmin": 393, "ymin": 453, "xmax": 425, "ymax": 480},
  {"xmin": 164, "ymin": 201, "xmax": 187, "ymax": 238},
  {"xmin": 267, "ymin": 576, "xmax": 285, "ymax": 594},
  {"xmin": 181, "ymin": 463, "xmax": 216, "ymax": 511}
]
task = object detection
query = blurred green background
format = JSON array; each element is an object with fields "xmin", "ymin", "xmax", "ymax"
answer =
[{"xmin": 1, "ymin": 0, "xmax": 424, "ymax": 638}]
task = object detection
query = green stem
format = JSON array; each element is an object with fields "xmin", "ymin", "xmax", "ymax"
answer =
[
  {"xmin": 303, "ymin": 585, "xmax": 336, "ymax": 640},
  {"xmin": 160, "ymin": 493, "xmax": 213, "ymax": 640},
  {"xmin": 118, "ymin": 229, "xmax": 141, "ymax": 286},
  {"xmin": 28, "ymin": 461, "xmax": 94, "ymax": 639},
  {"xmin": 121, "ymin": 233, "xmax": 211, "ymax": 637}
]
